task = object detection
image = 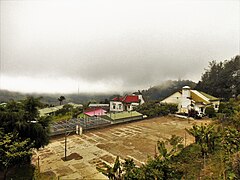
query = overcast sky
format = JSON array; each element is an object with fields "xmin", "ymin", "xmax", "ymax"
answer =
[{"xmin": 0, "ymin": 0, "xmax": 239, "ymax": 93}]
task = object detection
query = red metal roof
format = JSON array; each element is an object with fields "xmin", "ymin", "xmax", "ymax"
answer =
[
  {"xmin": 122, "ymin": 95, "xmax": 139, "ymax": 103},
  {"xmin": 112, "ymin": 95, "xmax": 139, "ymax": 103}
]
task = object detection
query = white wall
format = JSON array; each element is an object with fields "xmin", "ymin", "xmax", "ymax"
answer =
[
  {"xmin": 212, "ymin": 101, "xmax": 220, "ymax": 112},
  {"xmin": 129, "ymin": 102, "xmax": 139, "ymax": 111},
  {"xmin": 138, "ymin": 94, "xmax": 145, "ymax": 105},
  {"xmin": 181, "ymin": 86, "xmax": 191, "ymax": 113},
  {"xmin": 160, "ymin": 92, "xmax": 182, "ymax": 104},
  {"xmin": 110, "ymin": 101, "xmax": 124, "ymax": 112}
]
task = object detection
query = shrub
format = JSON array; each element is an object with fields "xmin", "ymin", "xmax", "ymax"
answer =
[
  {"xmin": 134, "ymin": 102, "xmax": 178, "ymax": 118},
  {"xmin": 205, "ymin": 106, "xmax": 216, "ymax": 118}
]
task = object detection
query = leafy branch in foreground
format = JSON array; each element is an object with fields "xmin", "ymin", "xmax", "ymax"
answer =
[
  {"xmin": 0, "ymin": 131, "xmax": 33, "ymax": 180},
  {"xmin": 97, "ymin": 135, "xmax": 184, "ymax": 180},
  {"xmin": 96, "ymin": 156, "xmax": 122, "ymax": 180}
]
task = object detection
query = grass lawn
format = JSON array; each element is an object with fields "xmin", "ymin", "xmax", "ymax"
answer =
[
  {"xmin": 106, "ymin": 111, "xmax": 143, "ymax": 121},
  {"xmin": 52, "ymin": 114, "xmax": 72, "ymax": 122}
]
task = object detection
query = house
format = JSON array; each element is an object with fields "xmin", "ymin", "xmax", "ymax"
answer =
[
  {"xmin": 68, "ymin": 102, "xmax": 83, "ymax": 108},
  {"xmin": 39, "ymin": 102, "xmax": 83, "ymax": 117},
  {"xmin": 39, "ymin": 105, "xmax": 64, "ymax": 117},
  {"xmin": 160, "ymin": 86, "xmax": 220, "ymax": 115},
  {"xmin": 88, "ymin": 103, "xmax": 109, "ymax": 111},
  {"xmin": 110, "ymin": 93, "xmax": 145, "ymax": 112},
  {"xmin": 83, "ymin": 107, "xmax": 107, "ymax": 117}
]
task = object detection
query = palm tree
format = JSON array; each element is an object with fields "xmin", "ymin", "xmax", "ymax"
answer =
[
  {"xmin": 186, "ymin": 124, "xmax": 217, "ymax": 156},
  {"xmin": 58, "ymin": 96, "xmax": 65, "ymax": 105},
  {"xmin": 97, "ymin": 156, "xmax": 122, "ymax": 180}
]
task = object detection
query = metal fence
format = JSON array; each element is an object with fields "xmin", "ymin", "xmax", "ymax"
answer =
[{"xmin": 50, "ymin": 117, "xmax": 111, "ymax": 136}]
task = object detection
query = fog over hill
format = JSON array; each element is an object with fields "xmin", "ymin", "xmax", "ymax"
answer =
[{"xmin": 0, "ymin": 80, "xmax": 196, "ymax": 104}]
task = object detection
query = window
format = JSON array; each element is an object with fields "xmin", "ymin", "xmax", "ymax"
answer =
[
  {"xmin": 119, "ymin": 104, "xmax": 122, "ymax": 109},
  {"xmin": 215, "ymin": 104, "xmax": 218, "ymax": 109},
  {"xmin": 112, "ymin": 103, "xmax": 116, "ymax": 109}
]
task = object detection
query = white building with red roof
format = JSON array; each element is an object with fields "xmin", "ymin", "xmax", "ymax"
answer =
[{"xmin": 110, "ymin": 93, "xmax": 145, "ymax": 112}]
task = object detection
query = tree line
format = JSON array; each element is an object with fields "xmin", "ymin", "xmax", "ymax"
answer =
[{"xmin": 196, "ymin": 55, "xmax": 240, "ymax": 100}]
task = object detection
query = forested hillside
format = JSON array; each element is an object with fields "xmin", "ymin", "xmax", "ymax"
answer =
[
  {"xmin": 196, "ymin": 55, "xmax": 240, "ymax": 100},
  {"xmin": 0, "ymin": 90, "xmax": 113, "ymax": 105},
  {"xmin": 0, "ymin": 80, "xmax": 197, "ymax": 104},
  {"xmin": 141, "ymin": 80, "xmax": 196, "ymax": 101}
]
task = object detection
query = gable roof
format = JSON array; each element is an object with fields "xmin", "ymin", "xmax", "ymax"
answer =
[
  {"xmin": 161, "ymin": 88, "xmax": 219, "ymax": 105},
  {"xmin": 198, "ymin": 91, "xmax": 219, "ymax": 101},
  {"xmin": 39, "ymin": 105, "xmax": 64, "ymax": 117},
  {"xmin": 112, "ymin": 95, "xmax": 139, "ymax": 103},
  {"xmin": 190, "ymin": 90, "xmax": 210, "ymax": 104},
  {"xmin": 89, "ymin": 103, "xmax": 109, "ymax": 107},
  {"xmin": 122, "ymin": 95, "xmax": 139, "ymax": 103},
  {"xmin": 84, "ymin": 107, "xmax": 107, "ymax": 117}
]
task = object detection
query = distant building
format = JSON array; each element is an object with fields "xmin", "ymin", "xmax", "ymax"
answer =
[
  {"xmin": 68, "ymin": 102, "xmax": 83, "ymax": 108},
  {"xmin": 39, "ymin": 105, "xmax": 64, "ymax": 117},
  {"xmin": 88, "ymin": 103, "xmax": 109, "ymax": 111},
  {"xmin": 160, "ymin": 86, "xmax": 220, "ymax": 115},
  {"xmin": 110, "ymin": 93, "xmax": 145, "ymax": 112},
  {"xmin": 39, "ymin": 102, "xmax": 83, "ymax": 117}
]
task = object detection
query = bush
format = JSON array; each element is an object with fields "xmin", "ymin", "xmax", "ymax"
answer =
[
  {"xmin": 134, "ymin": 102, "xmax": 178, "ymax": 118},
  {"xmin": 233, "ymin": 152, "xmax": 240, "ymax": 179},
  {"xmin": 205, "ymin": 106, "xmax": 216, "ymax": 118}
]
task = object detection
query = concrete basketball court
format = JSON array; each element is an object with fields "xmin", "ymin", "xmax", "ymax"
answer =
[{"xmin": 32, "ymin": 116, "xmax": 210, "ymax": 179}]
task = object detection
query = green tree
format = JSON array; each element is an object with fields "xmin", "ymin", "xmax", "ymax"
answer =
[
  {"xmin": 97, "ymin": 156, "xmax": 122, "ymax": 180},
  {"xmin": 134, "ymin": 102, "xmax": 178, "ymax": 118},
  {"xmin": 0, "ymin": 97, "xmax": 51, "ymax": 149},
  {"xmin": 97, "ymin": 136, "xmax": 184, "ymax": 180},
  {"xmin": 58, "ymin": 96, "xmax": 66, "ymax": 105},
  {"xmin": 122, "ymin": 159, "xmax": 142, "ymax": 180},
  {"xmin": 218, "ymin": 97, "xmax": 240, "ymax": 129},
  {"xmin": 205, "ymin": 106, "xmax": 216, "ymax": 118},
  {"xmin": 139, "ymin": 137, "xmax": 183, "ymax": 180},
  {"xmin": 232, "ymin": 152, "xmax": 240, "ymax": 179},
  {"xmin": 0, "ymin": 131, "xmax": 33, "ymax": 180},
  {"xmin": 196, "ymin": 55, "xmax": 240, "ymax": 100},
  {"xmin": 186, "ymin": 124, "xmax": 219, "ymax": 157}
]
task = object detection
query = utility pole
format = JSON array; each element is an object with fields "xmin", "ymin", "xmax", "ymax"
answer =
[
  {"xmin": 184, "ymin": 131, "xmax": 187, "ymax": 147},
  {"xmin": 37, "ymin": 156, "xmax": 40, "ymax": 171},
  {"xmin": 64, "ymin": 120, "xmax": 70, "ymax": 161},
  {"xmin": 65, "ymin": 133, "xmax": 67, "ymax": 161}
]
